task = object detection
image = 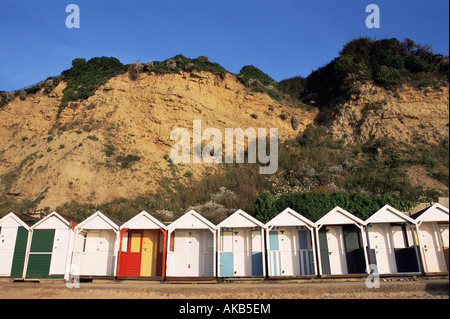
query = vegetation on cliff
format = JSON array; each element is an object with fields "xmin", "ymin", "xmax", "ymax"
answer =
[{"xmin": 0, "ymin": 37, "xmax": 448, "ymax": 223}]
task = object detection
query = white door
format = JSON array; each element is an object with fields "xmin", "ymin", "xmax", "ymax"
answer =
[
  {"xmin": 369, "ymin": 224, "xmax": 397, "ymax": 274},
  {"xmin": 49, "ymin": 229, "xmax": 71, "ymax": 275},
  {"xmin": 326, "ymin": 226, "xmax": 347, "ymax": 275},
  {"xmin": 96, "ymin": 230, "xmax": 115, "ymax": 276},
  {"xmin": 186, "ymin": 230, "xmax": 200, "ymax": 276},
  {"xmin": 172, "ymin": 231, "xmax": 187, "ymax": 276},
  {"xmin": 201, "ymin": 230, "xmax": 214, "ymax": 277},
  {"xmin": 420, "ymin": 223, "xmax": 447, "ymax": 273},
  {"xmin": 234, "ymin": 229, "xmax": 251, "ymax": 276},
  {"xmin": 79, "ymin": 231, "xmax": 99, "ymax": 275},
  {"xmin": 279, "ymin": 229, "xmax": 295, "ymax": 276},
  {"xmin": 0, "ymin": 227, "xmax": 17, "ymax": 276}
]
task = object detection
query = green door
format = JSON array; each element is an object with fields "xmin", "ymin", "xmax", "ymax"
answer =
[
  {"xmin": 26, "ymin": 229, "xmax": 55, "ymax": 278},
  {"xmin": 318, "ymin": 228, "xmax": 331, "ymax": 275},
  {"xmin": 10, "ymin": 227, "xmax": 29, "ymax": 278}
]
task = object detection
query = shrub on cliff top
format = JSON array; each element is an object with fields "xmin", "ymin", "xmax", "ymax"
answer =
[
  {"xmin": 58, "ymin": 57, "xmax": 127, "ymax": 117},
  {"xmin": 148, "ymin": 54, "xmax": 227, "ymax": 78}
]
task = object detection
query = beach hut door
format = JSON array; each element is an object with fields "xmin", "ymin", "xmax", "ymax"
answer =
[
  {"xmin": 0, "ymin": 227, "xmax": 17, "ymax": 276},
  {"xmin": 220, "ymin": 230, "xmax": 234, "ymax": 276},
  {"xmin": 26, "ymin": 229, "xmax": 55, "ymax": 278},
  {"xmin": 49, "ymin": 229, "xmax": 71, "ymax": 275},
  {"xmin": 368, "ymin": 224, "xmax": 397, "ymax": 274},
  {"xmin": 186, "ymin": 231, "xmax": 200, "ymax": 276},
  {"xmin": 326, "ymin": 226, "xmax": 347, "ymax": 275},
  {"xmin": 342, "ymin": 225, "xmax": 366, "ymax": 274},
  {"xmin": 420, "ymin": 223, "xmax": 447, "ymax": 273}
]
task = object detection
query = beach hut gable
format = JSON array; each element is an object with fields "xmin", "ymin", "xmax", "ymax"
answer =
[
  {"xmin": 0, "ymin": 213, "xmax": 30, "ymax": 230},
  {"xmin": 31, "ymin": 212, "xmax": 71, "ymax": 230},
  {"xmin": 415, "ymin": 204, "xmax": 449, "ymax": 223},
  {"xmin": 218, "ymin": 209, "xmax": 264, "ymax": 228},
  {"xmin": 121, "ymin": 211, "xmax": 167, "ymax": 230},
  {"xmin": 315, "ymin": 207, "xmax": 364, "ymax": 227},
  {"xmin": 366, "ymin": 205, "xmax": 415, "ymax": 224},
  {"xmin": 168, "ymin": 210, "xmax": 215, "ymax": 231},
  {"xmin": 266, "ymin": 208, "xmax": 314, "ymax": 228},
  {"xmin": 75, "ymin": 211, "xmax": 121, "ymax": 231}
]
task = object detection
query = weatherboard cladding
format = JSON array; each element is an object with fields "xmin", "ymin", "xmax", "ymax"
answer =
[
  {"xmin": 365, "ymin": 205, "xmax": 422, "ymax": 275},
  {"xmin": 414, "ymin": 204, "xmax": 449, "ymax": 273},
  {"xmin": 267, "ymin": 227, "xmax": 314, "ymax": 276},
  {"xmin": 218, "ymin": 210, "xmax": 265, "ymax": 277},
  {"xmin": 25, "ymin": 212, "xmax": 75, "ymax": 279},
  {"xmin": 0, "ymin": 213, "xmax": 30, "ymax": 278},
  {"xmin": 166, "ymin": 210, "xmax": 216, "ymax": 277},
  {"xmin": 2, "ymin": 205, "xmax": 441, "ymax": 280},
  {"xmin": 315, "ymin": 208, "xmax": 368, "ymax": 276},
  {"xmin": 117, "ymin": 212, "xmax": 167, "ymax": 277},
  {"xmin": 265, "ymin": 208, "xmax": 316, "ymax": 277}
]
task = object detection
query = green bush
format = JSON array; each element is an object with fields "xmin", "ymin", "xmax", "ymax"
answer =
[
  {"xmin": 148, "ymin": 54, "xmax": 227, "ymax": 78},
  {"xmin": 237, "ymin": 65, "xmax": 275, "ymax": 86},
  {"xmin": 301, "ymin": 37, "xmax": 448, "ymax": 114},
  {"xmin": 404, "ymin": 55, "xmax": 428, "ymax": 73},
  {"xmin": 254, "ymin": 190, "xmax": 278, "ymax": 222},
  {"xmin": 270, "ymin": 190, "xmax": 415, "ymax": 222},
  {"xmin": 58, "ymin": 57, "xmax": 127, "ymax": 117},
  {"xmin": 115, "ymin": 154, "xmax": 140, "ymax": 168}
]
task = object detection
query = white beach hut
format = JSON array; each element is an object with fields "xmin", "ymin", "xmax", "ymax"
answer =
[
  {"xmin": 365, "ymin": 205, "xmax": 422, "ymax": 276},
  {"xmin": 0, "ymin": 213, "xmax": 31, "ymax": 279},
  {"xmin": 265, "ymin": 208, "xmax": 317, "ymax": 277},
  {"xmin": 69, "ymin": 211, "xmax": 122, "ymax": 279},
  {"xmin": 217, "ymin": 209, "xmax": 266, "ymax": 278},
  {"xmin": 166, "ymin": 210, "xmax": 216, "ymax": 279},
  {"xmin": 315, "ymin": 207, "xmax": 369, "ymax": 277},
  {"xmin": 413, "ymin": 203, "xmax": 449, "ymax": 274},
  {"xmin": 24, "ymin": 211, "xmax": 78, "ymax": 279},
  {"xmin": 117, "ymin": 211, "xmax": 167, "ymax": 278}
]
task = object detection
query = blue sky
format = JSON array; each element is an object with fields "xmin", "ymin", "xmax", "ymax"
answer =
[{"xmin": 0, "ymin": 0, "xmax": 448, "ymax": 91}]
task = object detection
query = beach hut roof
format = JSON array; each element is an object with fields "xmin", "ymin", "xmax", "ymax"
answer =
[
  {"xmin": 265, "ymin": 208, "xmax": 314, "ymax": 229},
  {"xmin": 167, "ymin": 210, "xmax": 216, "ymax": 232},
  {"xmin": 412, "ymin": 203, "xmax": 449, "ymax": 223},
  {"xmin": 365, "ymin": 205, "xmax": 415, "ymax": 224},
  {"xmin": 30, "ymin": 211, "xmax": 77, "ymax": 230},
  {"xmin": 0, "ymin": 212, "xmax": 31, "ymax": 230},
  {"xmin": 74, "ymin": 211, "xmax": 122, "ymax": 231},
  {"xmin": 217, "ymin": 209, "xmax": 265, "ymax": 228},
  {"xmin": 120, "ymin": 211, "xmax": 167, "ymax": 230},
  {"xmin": 315, "ymin": 206, "xmax": 365, "ymax": 227}
]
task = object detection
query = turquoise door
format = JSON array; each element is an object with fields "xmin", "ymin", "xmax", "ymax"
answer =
[
  {"xmin": 268, "ymin": 231, "xmax": 280, "ymax": 276},
  {"xmin": 220, "ymin": 252, "xmax": 234, "ymax": 276}
]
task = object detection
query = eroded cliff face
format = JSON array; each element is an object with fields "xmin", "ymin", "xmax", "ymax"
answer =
[
  {"xmin": 0, "ymin": 70, "xmax": 317, "ymax": 209},
  {"xmin": 328, "ymin": 83, "xmax": 449, "ymax": 145}
]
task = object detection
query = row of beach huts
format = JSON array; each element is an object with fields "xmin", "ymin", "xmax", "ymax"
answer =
[{"xmin": 0, "ymin": 203, "xmax": 448, "ymax": 282}]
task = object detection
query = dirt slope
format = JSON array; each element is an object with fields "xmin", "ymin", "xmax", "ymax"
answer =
[{"xmin": 0, "ymin": 70, "xmax": 317, "ymax": 210}]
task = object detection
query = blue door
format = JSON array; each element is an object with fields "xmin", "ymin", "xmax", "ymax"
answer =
[
  {"xmin": 298, "ymin": 229, "xmax": 314, "ymax": 275},
  {"xmin": 220, "ymin": 252, "xmax": 234, "ymax": 276},
  {"xmin": 269, "ymin": 231, "xmax": 280, "ymax": 276},
  {"xmin": 252, "ymin": 252, "xmax": 263, "ymax": 276}
]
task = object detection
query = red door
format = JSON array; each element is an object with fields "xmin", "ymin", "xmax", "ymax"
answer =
[{"xmin": 117, "ymin": 230, "xmax": 142, "ymax": 276}]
